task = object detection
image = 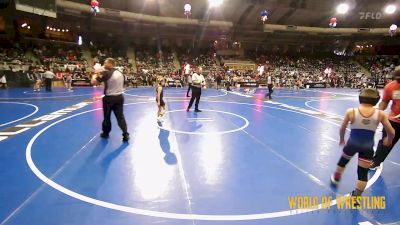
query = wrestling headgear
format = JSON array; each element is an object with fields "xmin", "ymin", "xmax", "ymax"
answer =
[{"xmin": 359, "ymin": 88, "xmax": 380, "ymax": 106}]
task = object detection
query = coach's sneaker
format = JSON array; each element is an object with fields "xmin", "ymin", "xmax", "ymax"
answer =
[
  {"xmin": 194, "ymin": 109, "xmax": 202, "ymax": 112},
  {"xmin": 100, "ymin": 133, "xmax": 109, "ymax": 139}
]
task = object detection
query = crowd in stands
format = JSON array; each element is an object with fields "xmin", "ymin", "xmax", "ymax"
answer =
[
  {"xmin": 33, "ymin": 44, "xmax": 87, "ymax": 72},
  {"xmin": 360, "ymin": 55, "xmax": 398, "ymax": 86},
  {"xmin": 133, "ymin": 49, "xmax": 180, "ymax": 86},
  {"xmin": 130, "ymin": 51, "xmax": 394, "ymax": 89},
  {"xmin": 0, "ymin": 42, "xmax": 34, "ymax": 71},
  {"xmin": 180, "ymin": 51, "xmax": 219, "ymax": 71},
  {"xmin": 91, "ymin": 46, "xmax": 130, "ymax": 68},
  {"xmin": 1, "ymin": 39, "xmax": 398, "ymax": 89},
  {"xmin": 243, "ymin": 55, "xmax": 368, "ymax": 88}
]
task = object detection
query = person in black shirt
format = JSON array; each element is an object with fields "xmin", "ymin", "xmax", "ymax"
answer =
[
  {"xmin": 91, "ymin": 58, "xmax": 129, "ymax": 142},
  {"xmin": 216, "ymin": 73, "xmax": 222, "ymax": 90}
]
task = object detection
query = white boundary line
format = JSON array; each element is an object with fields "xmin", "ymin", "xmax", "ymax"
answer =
[
  {"xmin": 1, "ymin": 133, "xmax": 98, "ymax": 225},
  {"xmin": 23, "ymin": 90, "xmax": 74, "ymax": 95},
  {"xmin": 169, "ymin": 124, "xmax": 196, "ymax": 225},
  {"xmin": 24, "ymin": 100, "xmax": 383, "ymax": 221},
  {"xmin": 359, "ymin": 221, "xmax": 374, "ymax": 225},
  {"xmin": 228, "ymin": 90, "xmax": 338, "ymax": 100},
  {"xmin": 0, "ymin": 102, "xmax": 39, "ymax": 127},
  {"xmin": 0, "ymin": 88, "xmax": 99, "ymax": 100},
  {"xmin": 303, "ymin": 89, "xmax": 359, "ymax": 97},
  {"xmin": 124, "ymin": 89, "xmax": 227, "ymax": 99},
  {"xmin": 304, "ymin": 98, "xmax": 355, "ymax": 119},
  {"xmin": 304, "ymin": 97, "xmax": 384, "ymax": 144},
  {"xmin": 389, "ymin": 160, "xmax": 400, "ymax": 167},
  {"xmin": 158, "ymin": 109, "xmax": 249, "ymax": 135},
  {"xmin": 0, "ymin": 93, "xmax": 95, "ymax": 100}
]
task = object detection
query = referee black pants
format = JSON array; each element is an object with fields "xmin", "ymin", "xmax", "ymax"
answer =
[
  {"xmin": 374, "ymin": 120, "xmax": 400, "ymax": 165},
  {"xmin": 188, "ymin": 86, "xmax": 201, "ymax": 110},
  {"xmin": 266, "ymin": 84, "xmax": 273, "ymax": 99},
  {"xmin": 45, "ymin": 78, "xmax": 52, "ymax": 91},
  {"xmin": 102, "ymin": 95, "xmax": 129, "ymax": 136}
]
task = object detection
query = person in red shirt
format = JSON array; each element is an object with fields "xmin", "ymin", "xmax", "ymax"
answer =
[{"xmin": 372, "ymin": 66, "xmax": 400, "ymax": 169}]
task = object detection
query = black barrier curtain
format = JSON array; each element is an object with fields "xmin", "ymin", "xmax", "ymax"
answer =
[{"xmin": 1, "ymin": 70, "xmax": 32, "ymax": 87}]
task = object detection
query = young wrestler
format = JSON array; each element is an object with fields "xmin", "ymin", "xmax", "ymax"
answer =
[
  {"xmin": 65, "ymin": 69, "xmax": 73, "ymax": 91},
  {"xmin": 330, "ymin": 88, "xmax": 395, "ymax": 198},
  {"xmin": 157, "ymin": 78, "xmax": 166, "ymax": 122},
  {"xmin": 33, "ymin": 72, "xmax": 42, "ymax": 92}
]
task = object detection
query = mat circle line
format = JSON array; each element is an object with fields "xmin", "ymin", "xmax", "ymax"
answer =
[
  {"xmin": 25, "ymin": 100, "xmax": 382, "ymax": 221},
  {"xmin": 124, "ymin": 89, "xmax": 227, "ymax": 99},
  {"xmin": 23, "ymin": 90, "xmax": 74, "ymax": 94},
  {"xmin": 0, "ymin": 102, "xmax": 39, "ymax": 127},
  {"xmin": 157, "ymin": 109, "xmax": 249, "ymax": 135}
]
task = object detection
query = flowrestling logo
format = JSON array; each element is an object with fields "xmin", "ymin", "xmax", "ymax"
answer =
[{"xmin": 359, "ymin": 12, "xmax": 383, "ymax": 20}]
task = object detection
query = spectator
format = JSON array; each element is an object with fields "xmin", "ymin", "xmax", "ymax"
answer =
[{"xmin": 0, "ymin": 71, "xmax": 7, "ymax": 89}]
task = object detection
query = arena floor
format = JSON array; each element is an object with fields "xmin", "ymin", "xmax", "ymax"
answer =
[{"xmin": 0, "ymin": 87, "xmax": 399, "ymax": 225}]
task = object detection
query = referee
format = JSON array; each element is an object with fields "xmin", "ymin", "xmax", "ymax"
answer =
[
  {"xmin": 91, "ymin": 58, "xmax": 130, "ymax": 142},
  {"xmin": 187, "ymin": 67, "xmax": 205, "ymax": 112},
  {"xmin": 265, "ymin": 74, "xmax": 273, "ymax": 99},
  {"xmin": 44, "ymin": 68, "xmax": 55, "ymax": 92}
]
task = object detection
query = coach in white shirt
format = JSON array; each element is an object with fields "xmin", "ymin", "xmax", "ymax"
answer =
[
  {"xmin": 187, "ymin": 67, "xmax": 205, "ymax": 112},
  {"xmin": 44, "ymin": 68, "xmax": 55, "ymax": 92}
]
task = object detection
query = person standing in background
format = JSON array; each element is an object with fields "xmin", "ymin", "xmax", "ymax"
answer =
[
  {"xmin": 0, "ymin": 71, "xmax": 7, "ymax": 89},
  {"xmin": 44, "ymin": 68, "xmax": 55, "ymax": 92},
  {"xmin": 33, "ymin": 70, "xmax": 42, "ymax": 92},
  {"xmin": 65, "ymin": 69, "xmax": 73, "ymax": 91}
]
